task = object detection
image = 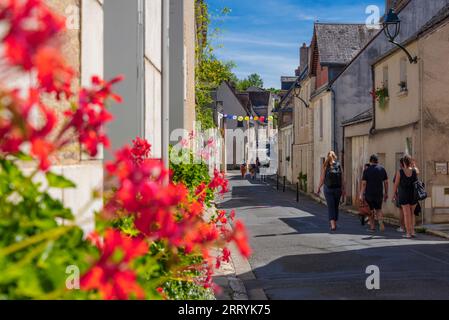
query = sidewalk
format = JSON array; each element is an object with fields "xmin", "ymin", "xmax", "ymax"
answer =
[
  {"xmin": 421, "ymin": 224, "xmax": 449, "ymax": 239},
  {"xmin": 212, "ymin": 244, "xmax": 248, "ymax": 300},
  {"xmin": 210, "ymin": 202, "xmax": 267, "ymax": 300}
]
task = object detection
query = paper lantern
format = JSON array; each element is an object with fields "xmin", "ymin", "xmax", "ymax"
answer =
[
  {"xmin": 244, "ymin": 116, "xmax": 250, "ymax": 121},
  {"xmin": 260, "ymin": 116, "xmax": 265, "ymax": 122},
  {"xmin": 238, "ymin": 116, "xmax": 244, "ymax": 121},
  {"xmin": 232, "ymin": 115, "xmax": 237, "ymax": 120},
  {"xmin": 254, "ymin": 116, "xmax": 259, "ymax": 121},
  {"xmin": 268, "ymin": 116, "xmax": 274, "ymax": 121}
]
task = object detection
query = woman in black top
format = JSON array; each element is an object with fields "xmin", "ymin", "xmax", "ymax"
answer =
[
  {"xmin": 317, "ymin": 151, "xmax": 346, "ymax": 232},
  {"xmin": 392, "ymin": 155, "xmax": 419, "ymax": 239}
]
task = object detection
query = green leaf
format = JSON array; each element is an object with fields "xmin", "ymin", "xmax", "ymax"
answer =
[
  {"xmin": 15, "ymin": 151, "xmax": 34, "ymax": 162},
  {"xmin": 46, "ymin": 172, "xmax": 76, "ymax": 189}
]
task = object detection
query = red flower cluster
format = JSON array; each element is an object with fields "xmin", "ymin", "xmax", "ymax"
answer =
[
  {"xmin": 209, "ymin": 169, "xmax": 229, "ymax": 195},
  {"xmin": 131, "ymin": 137, "xmax": 152, "ymax": 165},
  {"xmin": 1, "ymin": 0, "xmax": 251, "ymax": 300},
  {"xmin": 0, "ymin": 0, "xmax": 122, "ymax": 168},
  {"xmin": 0, "ymin": 0, "xmax": 65, "ymax": 70},
  {"xmin": 81, "ymin": 229, "xmax": 148, "ymax": 300},
  {"xmin": 64, "ymin": 76, "xmax": 123, "ymax": 157},
  {"xmin": 0, "ymin": 0, "xmax": 75, "ymax": 99},
  {"xmin": 232, "ymin": 221, "xmax": 252, "ymax": 258},
  {"xmin": 35, "ymin": 46, "xmax": 74, "ymax": 99},
  {"xmin": 0, "ymin": 89, "xmax": 57, "ymax": 170},
  {"xmin": 105, "ymin": 139, "xmax": 251, "ymax": 258},
  {"xmin": 0, "ymin": 75, "xmax": 121, "ymax": 170}
]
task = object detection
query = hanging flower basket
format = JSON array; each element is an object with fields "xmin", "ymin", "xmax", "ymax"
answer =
[{"xmin": 371, "ymin": 85, "xmax": 389, "ymax": 110}]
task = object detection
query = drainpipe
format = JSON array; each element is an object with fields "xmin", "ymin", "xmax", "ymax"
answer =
[
  {"xmin": 342, "ymin": 124, "xmax": 346, "ymax": 170},
  {"xmin": 161, "ymin": 0, "xmax": 170, "ymax": 170},
  {"xmin": 328, "ymin": 86, "xmax": 337, "ymax": 153},
  {"xmin": 418, "ymin": 41, "xmax": 425, "ymax": 225},
  {"xmin": 369, "ymin": 64, "xmax": 376, "ymax": 135}
]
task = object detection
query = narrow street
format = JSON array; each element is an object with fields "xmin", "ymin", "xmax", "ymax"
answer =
[{"xmin": 218, "ymin": 172, "xmax": 449, "ymax": 300}]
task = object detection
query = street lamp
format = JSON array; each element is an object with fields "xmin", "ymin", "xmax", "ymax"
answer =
[{"xmin": 383, "ymin": 8, "xmax": 418, "ymax": 64}]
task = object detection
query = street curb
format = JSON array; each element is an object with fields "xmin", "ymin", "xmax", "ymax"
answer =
[
  {"xmin": 421, "ymin": 229, "xmax": 449, "ymax": 239},
  {"xmin": 228, "ymin": 243, "xmax": 268, "ymax": 301},
  {"xmin": 210, "ymin": 201, "xmax": 266, "ymax": 301}
]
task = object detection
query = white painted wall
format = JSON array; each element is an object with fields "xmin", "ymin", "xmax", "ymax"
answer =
[
  {"xmin": 81, "ymin": 0, "xmax": 104, "ymax": 86},
  {"xmin": 313, "ymin": 91, "xmax": 332, "ymax": 193},
  {"xmin": 144, "ymin": 0, "xmax": 163, "ymax": 158},
  {"xmin": 280, "ymin": 125, "xmax": 293, "ymax": 182}
]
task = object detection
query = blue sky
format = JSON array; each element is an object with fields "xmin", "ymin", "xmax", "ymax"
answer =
[{"xmin": 208, "ymin": 0, "xmax": 385, "ymax": 89}]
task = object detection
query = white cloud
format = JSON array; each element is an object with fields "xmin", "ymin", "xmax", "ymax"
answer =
[
  {"xmin": 216, "ymin": 50, "xmax": 298, "ymax": 88},
  {"xmin": 218, "ymin": 33, "xmax": 298, "ymax": 48}
]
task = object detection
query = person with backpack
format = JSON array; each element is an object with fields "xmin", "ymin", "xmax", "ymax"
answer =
[
  {"xmin": 317, "ymin": 151, "xmax": 345, "ymax": 232},
  {"xmin": 392, "ymin": 155, "xmax": 420, "ymax": 239},
  {"xmin": 360, "ymin": 154, "xmax": 389, "ymax": 233}
]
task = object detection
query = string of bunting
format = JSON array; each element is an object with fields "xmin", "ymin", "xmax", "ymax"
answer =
[{"xmin": 220, "ymin": 113, "xmax": 274, "ymax": 123}]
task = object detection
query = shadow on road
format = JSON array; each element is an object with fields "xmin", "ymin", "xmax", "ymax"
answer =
[
  {"xmin": 220, "ymin": 172, "xmax": 449, "ymax": 300},
  {"xmin": 240, "ymin": 242, "xmax": 449, "ymax": 300},
  {"xmin": 219, "ymin": 184, "xmax": 440, "ymax": 240}
]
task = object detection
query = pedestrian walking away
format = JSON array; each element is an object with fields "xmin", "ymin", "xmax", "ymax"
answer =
[
  {"xmin": 240, "ymin": 163, "xmax": 247, "ymax": 179},
  {"xmin": 393, "ymin": 155, "xmax": 419, "ymax": 239},
  {"xmin": 317, "ymin": 151, "xmax": 345, "ymax": 232},
  {"xmin": 360, "ymin": 154, "xmax": 389, "ymax": 233}
]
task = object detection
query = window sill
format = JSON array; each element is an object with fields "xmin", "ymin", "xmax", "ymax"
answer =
[{"xmin": 397, "ymin": 89, "xmax": 408, "ymax": 97}]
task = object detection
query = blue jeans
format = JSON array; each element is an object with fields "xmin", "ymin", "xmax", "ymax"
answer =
[{"xmin": 324, "ymin": 186, "xmax": 342, "ymax": 222}]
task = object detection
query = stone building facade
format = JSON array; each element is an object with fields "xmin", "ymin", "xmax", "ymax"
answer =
[
  {"xmin": 369, "ymin": 3, "xmax": 449, "ymax": 223},
  {"xmin": 34, "ymin": 0, "xmax": 106, "ymax": 234},
  {"xmin": 334, "ymin": 0, "xmax": 449, "ymax": 223},
  {"xmin": 308, "ymin": 23, "xmax": 376, "ymax": 195}
]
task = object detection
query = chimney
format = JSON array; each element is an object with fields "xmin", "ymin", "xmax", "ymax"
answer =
[
  {"xmin": 386, "ymin": 0, "xmax": 406, "ymax": 12},
  {"xmin": 386, "ymin": 0, "xmax": 394, "ymax": 11},
  {"xmin": 299, "ymin": 43, "xmax": 309, "ymax": 74}
]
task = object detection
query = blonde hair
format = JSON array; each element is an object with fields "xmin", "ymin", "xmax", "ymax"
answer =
[{"xmin": 323, "ymin": 151, "xmax": 337, "ymax": 169}]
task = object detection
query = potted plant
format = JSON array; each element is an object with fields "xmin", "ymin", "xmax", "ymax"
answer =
[
  {"xmin": 370, "ymin": 83, "xmax": 389, "ymax": 109},
  {"xmin": 298, "ymin": 172, "xmax": 308, "ymax": 193},
  {"xmin": 398, "ymin": 81, "xmax": 408, "ymax": 93}
]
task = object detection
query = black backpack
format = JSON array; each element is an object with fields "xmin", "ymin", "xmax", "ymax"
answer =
[{"xmin": 325, "ymin": 162, "xmax": 342, "ymax": 188}]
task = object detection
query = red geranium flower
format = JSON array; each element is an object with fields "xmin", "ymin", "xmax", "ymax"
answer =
[
  {"xmin": 65, "ymin": 76, "xmax": 122, "ymax": 157},
  {"xmin": 81, "ymin": 229, "xmax": 148, "ymax": 300},
  {"xmin": 0, "ymin": 0, "xmax": 66, "ymax": 70},
  {"xmin": 209, "ymin": 169, "xmax": 229, "ymax": 194},
  {"xmin": 232, "ymin": 221, "xmax": 251, "ymax": 258},
  {"xmin": 131, "ymin": 137, "xmax": 152, "ymax": 165},
  {"xmin": 35, "ymin": 46, "xmax": 75, "ymax": 99}
]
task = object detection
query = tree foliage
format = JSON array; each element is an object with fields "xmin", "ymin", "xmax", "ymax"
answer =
[
  {"xmin": 236, "ymin": 73, "xmax": 264, "ymax": 91},
  {"xmin": 195, "ymin": 1, "xmax": 237, "ymax": 129}
]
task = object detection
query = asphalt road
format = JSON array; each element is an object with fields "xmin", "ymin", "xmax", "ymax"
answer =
[{"xmin": 218, "ymin": 172, "xmax": 449, "ymax": 300}]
